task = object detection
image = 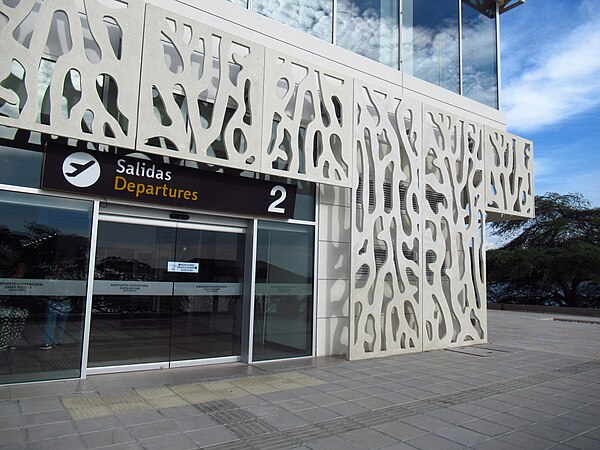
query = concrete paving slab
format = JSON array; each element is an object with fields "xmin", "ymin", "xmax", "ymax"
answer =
[
  {"xmin": 496, "ymin": 429, "xmax": 556, "ymax": 449},
  {"xmin": 1, "ymin": 310, "xmax": 600, "ymax": 449},
  {"xmin": 372, "ymin": 421, "xmax": 426, "ymax": 442},
  {"xmin": 79, "ymin": 427, "xmax": 136, "ymax": 449},
  {"xmin": 562, "ymin": 434, "xmax": 600, "ymax": 449},
  {"xmin": 405, "ymin": 432, "xmax": 466, "ymax": 450}
]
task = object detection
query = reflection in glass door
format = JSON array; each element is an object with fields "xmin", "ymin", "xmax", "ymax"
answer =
[
  {"xmin": 89, "ymin": 221, "xmax": 174, "ymax": 367},
  {"xmin": 0, "ymin": 190, "xmax": 93, "ymax": 384},
  {"xmin": 253, "ymin": 221, "xmax": 314, "ymax": 361},
  {"xmin": 88, "ymin": 218, "xmax": 245, "ymax": 369},
  {"xmin": 171, "ymin": 228, "xmax": 245, "ymax": 362}
]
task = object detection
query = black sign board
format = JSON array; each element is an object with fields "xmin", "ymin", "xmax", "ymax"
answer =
[{"xmin": 42, "ymin": 146, "xmax": 297, "ymax": 218}]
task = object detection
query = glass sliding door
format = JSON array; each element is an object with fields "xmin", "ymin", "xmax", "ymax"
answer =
[
  {"xmin": 253, "ymin": 221, "xmax": 314, "ymax": 361},
  {"xmin": 89, "ymin": 218, "xmax": 246, "ymax": 369},
  {"xmin": 171, "ymin": 228, "xmax": 245, "ymax": 362},
  {"xmin": 89, "ymin": 220, "xmax": 176, "ymax": 367},
  {"xmin": 0, "ymin": 190, "xmax": 92, "ymax": 384}
]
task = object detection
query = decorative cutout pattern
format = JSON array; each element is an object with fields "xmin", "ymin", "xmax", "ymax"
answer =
[
  {"xmin": 0, "ymin": 0, "xmax": 144, "ymax": 148},
  {"xmin": 350, "ymin": 83, "xmax": 422, "ymax": 359},
  {"xmin": 0, "ymin": 0, "xmax": 534, "ymax": 361},
  {"xmin": 485, "ymin": 127, "xmax": 534, "ymax": 219},
  {"xmin": 421, "ymin": 107, "xmax": 486, "ymax": 350},
  {"xmin": 136, "ymin": 5, "xmax": 264, "ymax": 170},
  {"xmin": 261, "ymin": 50, "xmax": 353, "ymax": 186}
]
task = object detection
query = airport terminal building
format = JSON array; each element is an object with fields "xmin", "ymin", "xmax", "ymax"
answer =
[{"xmin": 0, "ymin": 0, "xmax": 533, "ymax": 384}]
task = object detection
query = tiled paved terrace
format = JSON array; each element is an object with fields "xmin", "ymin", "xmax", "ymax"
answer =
[{"xmin": 1, "ymin": 309, "xmax": 600, "ymax": 449}]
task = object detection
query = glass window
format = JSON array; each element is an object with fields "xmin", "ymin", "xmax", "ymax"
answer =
[
  {"xmin": 253, "ymin": 221, "xmax": 314, "ymax": 361},
  {"xmin": 293, "ymin": 180, "xmax": 316, "ymax": 222},
  {"xmin": 402, "ymin": 0, "xmax": 460, "ymax": 93},
  {"xmin": 462, "ymin": 0, "xmax": 498, "ymax": 108},
  {"xmin": 226, "ymin": 0, "xmax": 247, "ymax": 6},
  {"xmin": 0, "ymin": 146, "xmax": 43, "ymax": 188},
  {"xmin": 0, "ymin": 190, "xmax": 93, "ymax": 384},
  {"xmin": 253, "ymin": 0, "xmax": 333, "ymax": 42},
  {"xmin": 337, "ymin": 0, "xmax": 399, "ymax": 68}
]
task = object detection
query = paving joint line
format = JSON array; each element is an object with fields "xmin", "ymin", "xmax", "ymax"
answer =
[{"xmin": 216, "ymin": 358, "xmax": 600, "ymax": 448}]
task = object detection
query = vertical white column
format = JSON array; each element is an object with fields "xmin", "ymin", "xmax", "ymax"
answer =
[{"xmin": 79, "ymin": 200, "xmax": 100, "ymax": 379}]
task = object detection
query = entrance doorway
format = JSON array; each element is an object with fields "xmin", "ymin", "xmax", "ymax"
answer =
[{"xmin": 88, "ymin": 216, "xmax": 246, "ymax": 370}]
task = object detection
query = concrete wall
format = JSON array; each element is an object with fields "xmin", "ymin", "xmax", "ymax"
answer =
[{"xmin": 316, "ymin": 185, "xmax": 351, "ymax": 356}]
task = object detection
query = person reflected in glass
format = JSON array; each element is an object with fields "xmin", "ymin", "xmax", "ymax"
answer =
[
  {"xmin": 13, "ymin": 261, "xmax": 27, "ymax": 279},
  {"xmin": 0, "ymin": 261, "xmax": 30, "ymax": 350},
  {"xmin": 41, "ymin": 256, "xmax": 73, "ymax": 350}
]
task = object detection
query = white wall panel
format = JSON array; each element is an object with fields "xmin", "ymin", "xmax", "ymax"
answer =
[
  {"xmin": 319, "ymin": 185, "xmax": 351, "ymax": 207},
  {"xmin": 316, "ymin": 317, "xmax": 349, "ymax": 357},
  {"xmin": 0, "ymin": 0, "xmax": 144, "ymax": 147},
  {"xmin": 317, "ymin": 279, "xmax": 350, "ymax": 318},
  {"xmin": 261, "ymin": 49, "xmax": 353, "ymax": 186},
  {"xmin": 485, "ymin": 127, "xmax": 534, "ymax": 220},
  {"xmin": 136, "ymin": 5, "xmax": 264, "ymax": 171},
  {"xmin": 319, "ymin": 204, "xmax": 351, "ymax": 243},
  {"xmin": 350, "ymin": 82, "xmax": 423, "ymax": 360},
  {"xmin": 318, "ymin": 241, "xmax": 350, "ymax": 281},
  {"xmin": 421, "ymin": 106, "xmax": 487, "ymax": 350}
]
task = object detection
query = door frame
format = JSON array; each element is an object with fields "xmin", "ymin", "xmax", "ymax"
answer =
[{"xmin": 83, "ymin": 208, "xmax": 250, "ymax": 376}]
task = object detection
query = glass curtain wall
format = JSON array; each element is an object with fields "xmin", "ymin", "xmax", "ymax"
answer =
[
  {"xmin": 401, "ymin": 0, "xmax": 460, "ymax": 93},
  {"xmin": 461, "ymin": 0, "xmax": 498, "ymax": 108},
  {"xmin": 0, "ymin": 191, "xmax": 93, "ymax": 384},
  {"xmin": 253, "ymin": 221, "xmax": 314, "ymax": 361},
  {"xmin": 337, "ymin": 0, "xmax": 399, "ymax": 68},
  {"xmin": 253, "ymin": 0, "xmax": 333, "ymax": 42},
  {"xmin": 226, "ymin": 1, "xmax": 499, "ymax": 107}
]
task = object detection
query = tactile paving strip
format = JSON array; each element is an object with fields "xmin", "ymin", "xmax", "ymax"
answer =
[
  {"xmin": 210, "ymin": 359, "xmax": 600, "ymax": 449},
  {"xmin": 62, "ymin": 393, "xmax": 112, "ymax": 420},
  {"xmin": 61, "ymin": 359, "xmax": 600, "ymax": 448},
  {"xmin": 62, "ymin": 371, "xmax": 327, "ymax": 420}
]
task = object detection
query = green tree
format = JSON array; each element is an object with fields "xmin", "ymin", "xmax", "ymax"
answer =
[{"xmin": 487, "ymin": 193, "xmax": 600, "ymax": 308}]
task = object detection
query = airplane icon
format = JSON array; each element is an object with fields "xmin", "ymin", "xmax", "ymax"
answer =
[{"xmin": 65, "ymin": 160, "xmax": 96, "ymax": 177}]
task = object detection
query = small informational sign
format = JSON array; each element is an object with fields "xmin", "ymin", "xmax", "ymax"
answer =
[
  {"xmin": 42, "ymin": 146, "xmax": 297, "ymax": 218},
  {"xmin": 174, "ymin": 282, "xmax": 242, "ymax": 296},
  {"xmin": 0, "ymin": 279, "xmax": 87, "ymax": 296},
  {"xmin": 93, "ymin": 281, "xmax": 173, "ymax": 296},
  {"xmin": 254, "ymin": 283, "xmax": 313, "ymax": 296},
  {"xmin": 167, "ymin": 262, "xmax": 200, "ymax": 273}
]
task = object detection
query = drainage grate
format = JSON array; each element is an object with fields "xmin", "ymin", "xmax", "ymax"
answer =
[
  {"xmin": 445, "ymin": 346, "xmax": 507, "ymax": 357},
  {"xmin": 229, "ymin": 419, "xmax": 278, "ymax": 438},
  {"xmin": 211, "ymin": 408, "xmax": 258, "ymax": 426},
  {"xmin": 246, "ymin": 432, "xmax": 301, "ymax": 449},
  {"xmin": 319, "ymin": 417, "xmax": 363, "ymax": 434},
  {"xmin": 351, "ymin": 410, "xmax": 394, "ymax": 427},
  {"xmin": 285, "ymin": 423, "xmax": 331, "ymax": 442},
  {"xmin": 196, "ymin": 399, "xmax": 239, "ymax": 414},
  {"xmin": 206, "ymin": 440, "xmax": 254, "ymax": 450}
]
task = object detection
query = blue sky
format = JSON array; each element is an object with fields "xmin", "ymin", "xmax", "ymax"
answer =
[{"xmin": 500, "ymin": 0, "xmax": 600, "ymax": 207}]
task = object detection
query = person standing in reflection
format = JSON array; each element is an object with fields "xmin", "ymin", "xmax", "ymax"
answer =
[
  {"xmin": 0, "ymin": 261, "xmax": 30, "ymax": 350},
  {"xmin": 13, "ymin": 261, "xmax": 27, "ymax": 279},
  {"xmin": 41, "ymin": 256, "xmax": 73, "ymax": 350}
]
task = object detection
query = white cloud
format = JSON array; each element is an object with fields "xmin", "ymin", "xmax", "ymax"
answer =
[{"xmin": 502, "ymin": 5, "xmax": 600, "ymax": 133}]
